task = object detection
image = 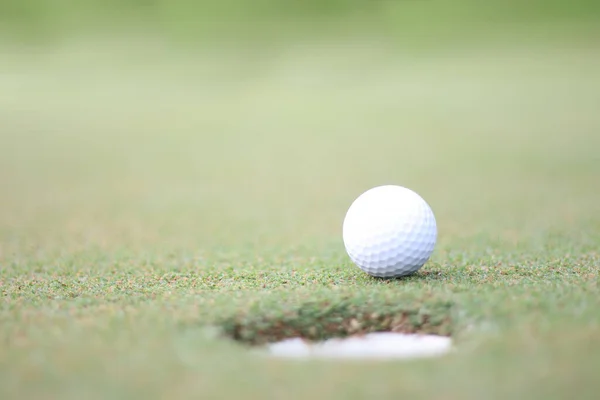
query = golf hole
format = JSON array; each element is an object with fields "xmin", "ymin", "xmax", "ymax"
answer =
[{"xmin": 219, "ymin": 298, "xmax": 454, "ymax": 360}]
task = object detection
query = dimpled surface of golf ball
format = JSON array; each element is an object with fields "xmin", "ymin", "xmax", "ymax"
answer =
[{"xmin": 343, "ymin": 185, "xmax": 437, "ymax": 278}]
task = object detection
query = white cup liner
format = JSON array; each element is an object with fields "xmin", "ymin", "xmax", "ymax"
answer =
[{"xmin": 265, "ymin": 332, "xmax": 453, "ymax": 360}]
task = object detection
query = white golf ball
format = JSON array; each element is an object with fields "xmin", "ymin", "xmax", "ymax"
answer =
[{"xmin": 343, "ymin": 185, "xmax": 437, "ymax": 278}]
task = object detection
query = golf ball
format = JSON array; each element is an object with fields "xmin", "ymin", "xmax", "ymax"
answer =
[{"xmin": 343, "ymin": 185, "xmax": 437, "ymax": 278}]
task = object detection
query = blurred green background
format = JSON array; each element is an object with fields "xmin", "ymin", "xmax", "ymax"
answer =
[
  {"xmin": 1, "ymin": 0, "xmax": 599, "ymax": 263},
  {"xmin": 2, "ymin": 0, "xmax": 600, "ymax": 44}
]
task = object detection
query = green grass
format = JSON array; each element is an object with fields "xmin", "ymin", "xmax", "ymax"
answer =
[{"xmin": 1, "ymin": 16, "xmax": 600, "ymax": 399}]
